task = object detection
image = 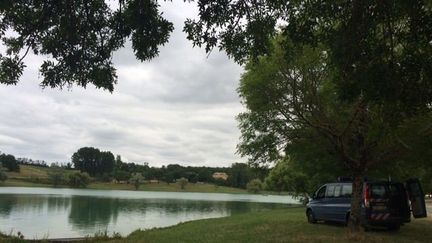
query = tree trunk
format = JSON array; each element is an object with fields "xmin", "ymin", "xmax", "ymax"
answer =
[{"xmin": 348, "ymin": 173, "xmax": 365, "ymax": 232}]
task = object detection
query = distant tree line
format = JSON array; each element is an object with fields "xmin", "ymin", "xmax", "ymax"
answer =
[
  {"xmin": 0, "ymin": 147, "xmax": 271, "ymax": 191},
  {"xmin": 69, "ymin": 147, "xmax": 269, "ymax": 189},
  {"xmin": 16, "ymin": 157, "xmax": 49, "ymax": 168}
]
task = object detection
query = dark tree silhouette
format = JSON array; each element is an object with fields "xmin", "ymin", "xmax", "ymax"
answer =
[
  {"xmin": 0, "ymin": 0, "xmax": 173, "ymax": 91},
  {"xmin": 71, "ymin": 147, "xmax": 115, "ymax": 176}
]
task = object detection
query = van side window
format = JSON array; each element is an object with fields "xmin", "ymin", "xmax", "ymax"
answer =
[
  {"xmin": 316, "ymin": 186, "xmax": 326, "ymax": 199},
  {"xmin": 341, "ymin": 184, "xmax": 352, "ymax": 198},
  {"xmin": 326, "ymin": 185, "xmax": 335, "ymax": 198},
  {"xmin": 334, "ymin": 185, "xmax": 342, "ymax": 197}
]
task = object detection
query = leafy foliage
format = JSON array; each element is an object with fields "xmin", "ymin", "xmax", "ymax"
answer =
[
  {"xmin": 186, "ymin": 1, "xmax": 432, "ymax": 110},
  {"xmin": 178, "ymin": 177, "xmax": 188, "ymax": 190},
  {"xmin": 264, "ymin": 157, "xmax": 308, "ymax": 195},
  {"xmin": 0, "ymin": 0, "xmax": 174, "ymax": 91},
  {"xmin": 71, "ymin": 147, "xmax": 115, "ymax": 176},
  {"xmin": 228, "ymin": 163, "xmax": 252, "ymax": 188},
  {"xmin": 0, "ymin": 169, "xmax": 7, "ymax": 182},
  {"xmin": 0, "ymin": 153, "xmax": 20, "ymax": 172},
  {"xmin": 246, "ymin": 178, "xmax": 262, "ymax": 194},
  {"xmin": 113, "ymin": 170, "xmax": 131, "ymax": 182},
  {"xmin": 68, "ymin": 171, "xmax": 91, "ymax": 188},
  {"xmin": 236, "ymin": 33, "xmax": 432, "ymax": 230},
  {"xmin": 129, "ymin": 173, "xmax": 144, "ymax": 190},
  {"xmin": 48, "ymin": 169, "xmax": 66, "ymax": 187}
]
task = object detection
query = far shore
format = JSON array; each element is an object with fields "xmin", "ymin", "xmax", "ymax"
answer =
[
  {"xmin": 0, "ymin": 178, "xmax": 249, "ymax": 194},
  {"xmin": 0, "ymin": 178, "xmax": 291, "ymax": 196},
  {"xmin": 1, "ymin": 165, "xmax": 290, "ymax": 195}
]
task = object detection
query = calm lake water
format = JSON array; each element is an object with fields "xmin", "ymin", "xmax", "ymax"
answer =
[{"xmin": 0, "ymin": 187, "xmax": 298, "ymax": 239}]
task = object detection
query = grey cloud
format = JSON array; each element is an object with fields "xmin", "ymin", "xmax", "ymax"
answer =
[{"xmin": 0, "ymin": 1, "xmax": 245, "ymax": 167}]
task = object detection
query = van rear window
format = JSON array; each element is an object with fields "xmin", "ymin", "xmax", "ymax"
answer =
[{"xmin": 371, "ymin": 185, "xmax": 387, "ymax": 198}]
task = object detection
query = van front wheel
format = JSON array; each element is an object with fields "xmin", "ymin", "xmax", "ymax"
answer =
[{"xmin": 307, "ymin": 210, "xmax": 317, "ymax": 224}]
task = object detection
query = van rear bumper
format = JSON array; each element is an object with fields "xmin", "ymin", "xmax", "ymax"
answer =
[{"xmin": 366, "ymin": 214, "xmax": 408, "ymax": 226}]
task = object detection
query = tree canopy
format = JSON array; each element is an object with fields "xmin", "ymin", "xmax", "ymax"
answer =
[
  {"xmin": 0, "ymin": 0, "xmax": 173, "ymax": 91},
  {"xmin": 71, "ymin": 147, "xmax": 115, "ymax": 176},
  {"xmin": 184, "ymin": 1, "xmax": 432, "ymax": 231},
  {"xmin": 186, "ymin": 1, "xmax": 432, "ymax": 110},
  {"xmin": 0, "ymin": 152, "xmax": 20, "ymax": 172},
  {"xmin": 2, "ymin": 0, "xmax": 432, "ymax": 231},
  {"xmin": 237, "ymin": 33, "xmax": 432, "ymax": 230}
]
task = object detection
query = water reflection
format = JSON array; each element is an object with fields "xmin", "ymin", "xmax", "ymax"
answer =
[
  {"xmin": 0, "ymin": 191, "xmax": 292, "ymax": 239},
  {"xmin": 69, "ymin": 196, "xmax": 120, "ymax": 228}
]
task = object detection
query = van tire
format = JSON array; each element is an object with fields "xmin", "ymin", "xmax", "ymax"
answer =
[
  {"xmin": 307, "ymin": 210, "xmax": 317, "ymax": 224},
  {"xmin": 345, "ymin": 212, "xmax": 350, "ymax": 226}
]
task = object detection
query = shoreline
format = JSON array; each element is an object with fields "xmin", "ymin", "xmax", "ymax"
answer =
[{"xmin": 0, "ymin": 179, "xmax": 290, "ymax": 196}]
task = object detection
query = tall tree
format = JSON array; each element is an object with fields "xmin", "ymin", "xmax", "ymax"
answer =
[
  {"xmin": 0, "ymin": 0, "xmax": 173, "ymax": 90},
  {"xmin": 71, "ymin": 147, "xmax": 115, "ymax": 176},
  {"xmin": 228, "ymin": 163, "xmax": 251, "ymax": 188},
  {"xmin": 185, "ymin": 1, "xmax": 432, "ymax": 231},
  {"xmin": 237, "ymin": 36, "xmax": 432, "ymax": 231}
]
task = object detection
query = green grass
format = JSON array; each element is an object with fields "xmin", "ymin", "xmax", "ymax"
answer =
[
  {"xmin": 0, "ymin": 179, "xmax": 53, "ymax": 188},
  {"xmin": 5, "ymin": 165, "xmax": 53, "ymax": 179},
  {"xmin": 1, "ymin": 179, "xmax": 247, "ymax": 194},
  {"xmin": 4, "ymin": 165, "xmax": 79, "ymax": 180},
  {"xmin": 88, "ymin": 181, "xmax": 247, "ymax": 193},
  {"xmin": 91, "ymin": 207, "xmax": 432, "ymax": 243}
]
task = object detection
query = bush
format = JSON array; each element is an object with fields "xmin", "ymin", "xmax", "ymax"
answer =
[
  {"xmin": 129, "ymin": 173, "xmax": 144, "ymax": 190},
  {"xmin": 48, "ymin": 169, "xmax": 65, "ymax": 187},
  {"xmin": 178, "ymin": 177, "xmax": 188, "ymax": 190},
  {"xmin": 113, "ymin": 170, "xmax": 131, "ymax": 182},
  {"xmin": 98, "ymin": 173, "xmax": 113, "ymax": 182},
  {"xmin": 68, "ymin": 172, "xmax": 90, "ymax": 188},
  {"xmin": 0, "ymin": 170, "xmax": 7, "ymax": 183},
  {"xmin": 247, "ymin": 179, "xmax": 263, "ymax": 194}
]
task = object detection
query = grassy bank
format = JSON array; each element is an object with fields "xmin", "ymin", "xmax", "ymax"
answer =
[
  {"xmin": 92, "ymin": 207, "xmax": 432, "ymax": 243},
  {"xmin": 88, "ymin": 181, "xmax": 247, "ymax": 193},
  {"xmin": 1, "ymin": 165, "xmax": 247, "ymax": 194},
  {"xmin": 1, "ymin": 179, "xmax": 247, "ymax": 194}
]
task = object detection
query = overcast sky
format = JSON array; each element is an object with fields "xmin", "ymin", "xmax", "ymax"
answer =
[{"xmin": 0, "ymin": 1, "xmax": 245, "ymax": 167}]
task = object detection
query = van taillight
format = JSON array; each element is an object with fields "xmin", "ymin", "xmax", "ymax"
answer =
[{"xmin": 364, "ymin": 184, "xmax": 370, "ymax": 208}]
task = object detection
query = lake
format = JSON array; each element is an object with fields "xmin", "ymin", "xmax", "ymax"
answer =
[{"xmin": 0, "ymin": 187, "xmax": 298, "ymax": 239}]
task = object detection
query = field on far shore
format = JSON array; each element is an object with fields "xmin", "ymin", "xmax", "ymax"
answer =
[{"xmin": 1, "ymin": 165, "xmax": 248, "ymax": 194}]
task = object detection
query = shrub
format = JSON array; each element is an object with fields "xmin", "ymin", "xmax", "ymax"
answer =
[
  {"xmin": 48, "ymin": 169, "xmax": 65, "ymax": 187},
  {"xmin": 98, "ymin": 173, "xmax": 113, "ymax": 182},
  {"xmin": 0, "ymin": 170, "xmax": 7, "ymax": 183},
  {"xmin": 178, "ymin": 177, "xmax": 188, "ymax": 190},
  {"xmin": 68, "ymin": 172, "xmax": 90, "ymax": 188},
  {"xmin": 247, "ymin": 179, "xmax": 263, "ymax": 194},
  {"xmin": 129, "ymin": 173, "xmax": 144, "ymax": 190},
  {"xmin": 113, "ymin": 170, "xmax": 131, "ymax": 183}
]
